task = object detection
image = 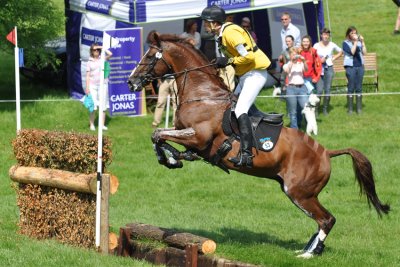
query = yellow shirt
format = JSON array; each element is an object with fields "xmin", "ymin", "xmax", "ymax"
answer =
[{"xmin": 220, "ymin": 23, "xmax": 271, "ymax": 76}]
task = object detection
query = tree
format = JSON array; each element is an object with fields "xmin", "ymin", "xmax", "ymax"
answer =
[{"xmin": 0, "ymin": 0, "xmax": 65, "ymax": 70}]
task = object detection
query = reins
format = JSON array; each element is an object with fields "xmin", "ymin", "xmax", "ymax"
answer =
[{"xmin": 137, "ymin": 43, "xmax": 232, "ymax": 107}]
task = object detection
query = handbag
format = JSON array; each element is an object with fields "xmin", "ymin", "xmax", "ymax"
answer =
[
  {"xmin": 393, "ymin": 0, "xmax": 400, "ymax": 7},
  {"xmin": 83, "ymin": 94, "xmax": 94, "ymax": 113}
]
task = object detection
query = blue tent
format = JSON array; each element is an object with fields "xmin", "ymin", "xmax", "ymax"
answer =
[{"xmin": 65, "ymin": 0, "xmax": 325, "ymax": 98}]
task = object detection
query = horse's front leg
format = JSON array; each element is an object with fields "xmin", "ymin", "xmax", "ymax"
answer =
[{"xmin": 151, "ymin": 127, "xmax": 201, "ymax": 168}]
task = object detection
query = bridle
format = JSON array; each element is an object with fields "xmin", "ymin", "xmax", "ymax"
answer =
[
  {"xmin": 130, "ymin": 44, "xmax": 173, "ymax": 89},
  {"xmin": 129, "ymin": 42, "xmax": 231, "ymax": 105}
]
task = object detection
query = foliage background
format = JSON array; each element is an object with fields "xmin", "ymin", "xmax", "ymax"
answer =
[
  {"xmin": 0, "ymin": 0, "xmax": 64, "ymax": 69},
  {"xmin": 0, "ymin": 0, "xmax": 399, "ymax": 266}
]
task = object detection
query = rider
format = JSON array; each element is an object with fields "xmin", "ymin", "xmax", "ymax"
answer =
[{"xmin": 201, "ymin": 5, "xmax": 271, "ymax": 168}]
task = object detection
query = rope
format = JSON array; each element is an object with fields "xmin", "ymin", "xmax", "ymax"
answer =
[{"xmin": 1, "ymin": 91, "xmax": 400, "ymax": 103}]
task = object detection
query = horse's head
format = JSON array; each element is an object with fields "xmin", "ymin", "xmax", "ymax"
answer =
[{"xmin": 127, "ymin": 31, "xmax": 172, "ymax": 92}]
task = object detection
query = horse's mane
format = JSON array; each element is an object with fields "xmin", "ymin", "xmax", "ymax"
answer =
[
  {"xmin": 147, "ymin": 32, "xmax": 230, "ymax": 92},
  {"xmin": 157, "ymin": 34, "xmax": 211, "ymax": 64}
]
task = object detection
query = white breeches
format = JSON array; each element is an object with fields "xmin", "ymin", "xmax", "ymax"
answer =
[
  {"xmin": 89, "ymin": 83, "xmax": 109, "ymax": 110},
  {"xmin": 233, "ymin": 69, "xmax": 268, "ymax": 117}
]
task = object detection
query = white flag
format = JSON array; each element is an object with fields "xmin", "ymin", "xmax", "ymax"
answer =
[{"xmin": 102, "ymin": 32, "xmax": 119, "ymax": 50}]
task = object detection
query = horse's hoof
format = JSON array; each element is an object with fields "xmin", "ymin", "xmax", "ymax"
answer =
[
  {"xmin": 296, "ymin": 252, "xmax": 314, "ymax": 259},
  {"xmin": 166, "ymin": 157, "xmax": 183, "ymax": 169}
]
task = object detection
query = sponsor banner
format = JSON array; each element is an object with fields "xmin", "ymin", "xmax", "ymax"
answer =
[
  {"xmin": 86, "ymin": 0, "xmax": 112, "ymax": 15},
  {"xmin": 106, "ymin": 28, "xmax": 146, "ymax": 116},
  {"xmin": 208, "ymin": 0, "xmax": 251, "ymax": 11},
  {"xmin": 81, "ymin": 27, "xmax": 104, "ymax": 47}
]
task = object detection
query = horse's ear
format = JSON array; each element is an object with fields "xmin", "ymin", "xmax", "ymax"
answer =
[
  {"xmin": 153, "ymin": 32, "xmax": 161, "ymax": 47},
  {"xmin": 147, "ymin": 31, "xmax": 161, "ymax": 47}
]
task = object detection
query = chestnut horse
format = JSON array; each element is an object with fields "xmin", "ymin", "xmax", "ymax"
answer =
[{"xmin": 128, "ymin": 32, "xmax": 389, "ymax": 258}]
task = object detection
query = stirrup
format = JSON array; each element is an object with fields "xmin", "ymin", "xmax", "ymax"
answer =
[{"xmin": 228, "ymin": 151, "xmax": 254, "ymax": 168}]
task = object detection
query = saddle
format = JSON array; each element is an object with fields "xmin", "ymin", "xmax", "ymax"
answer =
[
  {"xmin": 222, "ymin": 108, "xmax": 284, "ymax": 152},
  {"xmin": 209, "ymin": 105, "xmax": 283, "ymax": 173}
]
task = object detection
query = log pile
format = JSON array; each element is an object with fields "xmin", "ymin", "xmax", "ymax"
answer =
[
  {"xmin": 117, "ymin": 223, "xmax": 260, "ymax": 267},
  {"xmin": 10, "ymin": 129, "xmax": 116, "ymax": 249}
]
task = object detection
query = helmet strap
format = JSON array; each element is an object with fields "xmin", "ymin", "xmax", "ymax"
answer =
[{"xmin": 210, "ymin": 22, "xmax": 221, "ymax": 34}]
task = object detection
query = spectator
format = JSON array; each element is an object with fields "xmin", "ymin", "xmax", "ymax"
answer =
[
  {"xmin": 86, "ymin": 43, "xmax": 112, "ymax": 131},
  {"xmin": 283, "ymin": 47, "xmax": 308, "ymax": 129},
  {"xmin": 313, "ymin": 28, "xmax": 343, "ymax": 115},
  {"xmin": 300, "ymin": 35, "xmax": 322, "ymax": 88},
  {"xmin": 181, "ymin": 19, "xmax": 201, "ymax": 50},
  {"xmin": 241, "ymin": 17, "xmax": 258, "ymax": 44},
  {"xmin": 201, "ymin": 5, "xmax": 271, "ymax": 168},
  {"xmin": 280, "ymin": 12, "xmax": 301, "ymax": 50},
  {"xmin": 300, "ymin": 35, "xmax": 322, "ymax": 120},
  {"xmin": 152, "ymin": 77, "xmax": 178, "ymax": 128},
  {"xmin": 225, "ymin": 14, "xmax": 235, "ymax": 23},
  {"xmin": 342, "ymin": 26, "xmax": 366, "ymax": 114},
  {"xmin": 393, "ymin": 0, "xmax": 400, "ymax": 34},
  {"xmin": 278, "ymin": 35, "xmax": 295, "ymax": 89}
]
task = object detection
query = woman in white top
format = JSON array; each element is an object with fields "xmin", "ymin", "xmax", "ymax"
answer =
[
  {"xmin": 181, "ymin": 19, "xmax": 201, "ymax": 50},
  {"xmin": 313, "ymin": 28, "xmax": 342, "ymax": 115}
]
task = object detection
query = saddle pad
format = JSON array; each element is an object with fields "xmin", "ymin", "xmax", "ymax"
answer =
[{"xmin": 253, "ymin": 118, "xmax": 283, "ymax": 152}]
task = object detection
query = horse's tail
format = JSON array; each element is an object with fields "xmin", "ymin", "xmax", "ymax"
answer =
[{"xmin": 328, "ymin": 148, "xmax": 390, "ymax": 217}]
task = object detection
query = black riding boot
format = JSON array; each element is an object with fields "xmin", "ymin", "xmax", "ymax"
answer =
[
  {"xmin": 347, "ymin": 95, "xmax": 353, "ymax": 115},
  {"xmin": 356, "ymin": 94, "xmax": 362, "ymax": 114},
  {"xmin": 229, "ymin": 114, "xmax": 254, "ymax": 168},
  {"xmin": 323, "ymin": 96, "xmax": 330, "ymax": 115}
]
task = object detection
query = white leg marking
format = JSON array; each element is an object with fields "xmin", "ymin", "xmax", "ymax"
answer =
[
  {"xmin": 317, "ymin": 229, "xmax": 327, "ymax": 241},
  {"xmin": 297, "ymin": 229, "xmax": 326, "ymax": 259}
]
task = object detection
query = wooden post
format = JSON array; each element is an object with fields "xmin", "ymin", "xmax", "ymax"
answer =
[
  {"xmin": 185, "ymin": 244, "xmax": 198, "ymax": 267},
  {"xmin": 117, "ymin": 227, "xmax": 134, "ymax": 257},
  {"xmin": 100, "ymin": 174, "xmax": 110, "ymax": 254}
]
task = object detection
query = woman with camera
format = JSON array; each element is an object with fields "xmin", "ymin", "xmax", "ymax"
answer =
[
  {"xmin": 283, "ymin": 47, "xmax": 308, "ymax": 129},
  {"xmin": 342, "ymin": 26, "xmax": 367, "ymax": 114},
  {"xmin": 313, "ymin": 28, "xmax": 342, "ymax": 115}
]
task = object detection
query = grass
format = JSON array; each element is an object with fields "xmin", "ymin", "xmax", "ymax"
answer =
[{"xmin": 1, "ymin": 0, "xmax": 400, "ymax": 266}]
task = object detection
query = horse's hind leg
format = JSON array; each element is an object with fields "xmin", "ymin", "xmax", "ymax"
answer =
[{"xmin": 288, "ymin": 194, "xmax": 336, "ymax": 258}]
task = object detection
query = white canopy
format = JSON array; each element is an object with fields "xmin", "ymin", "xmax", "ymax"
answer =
[{"xmin": 67, "ymin": 0, "xmax": 316, "ymax": 24}]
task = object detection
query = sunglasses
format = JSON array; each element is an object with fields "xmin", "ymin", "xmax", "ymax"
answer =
[{"xmin": 92, "ymin": 48, "xmax": 101, "ymax": 52}]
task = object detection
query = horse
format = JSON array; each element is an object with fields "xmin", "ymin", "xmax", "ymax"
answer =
[{"xmin": 127, "ymin": 31, "xmax": 390, "ymax": 258}]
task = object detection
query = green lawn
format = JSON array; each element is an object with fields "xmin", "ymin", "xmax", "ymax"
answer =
[{"xmin": 1, "ymin": 1, "xmax": 400, "ymax": 266}]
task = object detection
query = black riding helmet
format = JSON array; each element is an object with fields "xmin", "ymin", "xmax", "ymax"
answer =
[{"xmin": 200, "ymin": 5, "xmax": 226, "ymax": 24}]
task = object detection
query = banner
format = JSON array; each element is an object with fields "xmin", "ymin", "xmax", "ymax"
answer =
[{"xmin": 105, "ymin": 28, "xmax": 146, "ymax": 116}]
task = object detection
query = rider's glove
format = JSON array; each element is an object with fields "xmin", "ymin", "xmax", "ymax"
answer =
[{"xmin": 214, "ymin": 57, "xmax": 234, "ymax": 68}]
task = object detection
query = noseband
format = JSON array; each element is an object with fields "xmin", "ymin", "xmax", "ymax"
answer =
[{"xmin": 136, "ymin": 45, "xmax": 173, "ymax": 85}]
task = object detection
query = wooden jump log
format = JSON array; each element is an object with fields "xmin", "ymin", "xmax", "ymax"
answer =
[
  {"xmin": 9, "ymin": 165, "xmax": 119, "ymax": 195},
  {"xmin": 117, "ymin": 226, "xmax": 259, "ymax": 267},
  {"xmin": 125, "ymin": 222, "xmax": 216, "ymax": 255}
]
